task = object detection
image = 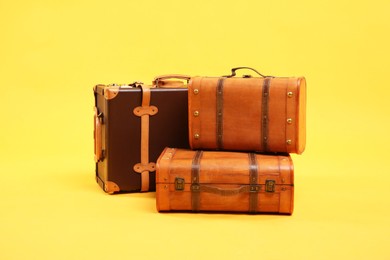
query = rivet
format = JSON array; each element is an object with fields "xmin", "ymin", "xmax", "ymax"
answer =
[
  {"xmin": 194, "ymin": 133, "xmax": 200, "ymax": 139},
  {"xmin": 287, "ymin": 118, "xmax": 292, "ymax": 124},
  {"xmin": 287, "ymin": 92, "xmax": 293, "ymax": 97},
  {"xmin": 286, "ymin": 139, "xmax": 292, "ymax": 145},
  {"xmin": 193, "ymin": 89, "xmax": 199, "ymax": 94},
  {"xmin": 194, "ymin": 111, "xmax": 199, "ymax": 117}
]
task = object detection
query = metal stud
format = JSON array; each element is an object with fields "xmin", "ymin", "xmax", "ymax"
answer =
[
  {"xmin": 286, "ymin": 139, "xmax": 292, "ymax": 145},
  {"xmin": 194, "ymin": 133, "xmax": 200, "ymax": 139},
  {"xmin": 287, "ymin": 92, "xmax": 293, "ymax": 97},
  {"xmin": 287, "ymin": 118, "xmax": 292, "ymax": 124},
  {"xmin": 193, "ymin": 89, "xmax": 199, "ymax": 94},
  {"xmin": 193, "ymin": 111, "xmax": 199, "ymax": 117}
]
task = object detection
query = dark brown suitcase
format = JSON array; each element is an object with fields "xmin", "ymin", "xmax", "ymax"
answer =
[
  {"xmin": 188, "ymin": 67, "xmax": 306, "ymax": 154},
  {"xmin": 156, "ymin": 147, "xmax": 294, "ymax": 214},
  {"xmin": 93, "ymin": 79, "xmax": 190, "ymax": 193}
]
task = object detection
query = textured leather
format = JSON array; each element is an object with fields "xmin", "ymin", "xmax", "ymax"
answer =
[
  {"xmin": 188, "ymin": 76, "xmax": 306, "ymax": 154},
  {"xmin": 156, "ymin": 148, "xmax": 294, "ymax": 214}
]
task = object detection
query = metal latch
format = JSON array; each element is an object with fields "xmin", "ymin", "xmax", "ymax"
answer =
[
  {"xmin": 265, "ymin": 180, "xmax": 276, "ymax": 192},
  {"xmin": 174, "ymin": 177, "xmax": 185, "ymax": 191}
]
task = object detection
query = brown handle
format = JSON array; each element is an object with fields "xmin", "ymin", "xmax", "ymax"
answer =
[
  {"xmin": 153, "ymin": 74, "xmax": 191, "ymax": 88},
  {"xmin": 94, "ymin": 107, "xmax": 103, "ymax": 162},
  {"xmin": 191, "ymin": 184, "xmax": 259, "ymax": 196}
]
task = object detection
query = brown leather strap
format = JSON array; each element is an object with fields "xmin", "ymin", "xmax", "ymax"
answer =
[
  {"xmin": 261, "ymin": 78, "xmax": 271, "ymax": 151},
  {"xmin": 191, "ymin": 150, "xmax": 203, "ymax": 211},
  {"xmin": 216, "ymin": 78, "xmax": 225, "ymax": 150},
  {"xmin": 133, "ymin": 85, "xmax": 158, "ymax": 192},
  {"xmin": 249, "ymin": 153, "xmax": 259, "ymax": 213}
]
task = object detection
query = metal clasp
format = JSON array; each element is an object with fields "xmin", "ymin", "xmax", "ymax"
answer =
[
  {"xmin": 265, "ymin": 180, "xmax": 276, "ymax": 192},
  {"xmin": 174, "ymin": 177, "xmax": 185, "ymax": 191},
  {"xmin": 249, "ymin": 185, "xmax": 260, "ymax": 192},
  {"xmin": 191, "ymin": 184, "xmax": 200, "ymax": 192}
]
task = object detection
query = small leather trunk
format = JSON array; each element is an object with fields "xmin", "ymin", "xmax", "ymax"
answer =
[
  {"xmin": 156, "ymin": 148, "xmax": 294, "ymax": 214},
  {"xmin": 93, "ymin": 84, "xmax": 190, "ymax": 193},
  {"xmin": 188, "ymin": 75, "xmax": 306, "ymax": 154}
]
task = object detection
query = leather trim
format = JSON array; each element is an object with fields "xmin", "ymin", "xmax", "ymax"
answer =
[
  {"xmin": 216, "ymin": 78, "xmax": 225, "ymax": 150},
  {"xmin": 133, "ymin": 162, "xmax": 156, "ymax": 173},
  {"xmin": 261, "ymin": 78, "xmax": 271, "ymax": 151},
  {"xmin": 105, "ymin": 181, "xmax": 120, "ymax": 194},
  {"xmin": 191, "ymin": 150, "xmax": 203, "ymax": 211},
  {"xmin": 249, "ymin": 153, "xmax": 259, "ymax": 213},
  {"xmin": 133, "ymin": 85, "xmax": 158, "ymax": 192},
  {"xmin": 133, "ymin": 106, "xmax": 158, "ymax": 116},
  {"xmin": 104, "ymin": 87, "xmax": 119, "ymax": 100}
]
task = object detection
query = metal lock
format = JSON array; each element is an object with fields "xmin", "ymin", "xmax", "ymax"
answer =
[
  {"xmin": 174, "ymin": 177, "xmax": 185, "ymax": 191},
  {"xmin": 265, "ymin": 180, "xmax": 276, "ymax": 193}
]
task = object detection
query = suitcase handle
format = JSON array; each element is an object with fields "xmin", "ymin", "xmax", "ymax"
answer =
[
  {"xmin": 223, "ymin": 67, "xmax": 269, "ymax": 78},
  {"xmin": 153, "ymin": 74, "xmax": 191, "ymax": 88},
  {"xmin": 94, "ymin": 107, "xmax": 103, "ymax": 162},
  {"xmin": 191, "ymin": 184, "xmax": 259, "ymax": 196}
]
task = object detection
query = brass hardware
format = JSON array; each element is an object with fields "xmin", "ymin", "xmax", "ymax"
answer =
[
  {"xmin": 194, "ymin": 133, "xmax": 200, "ymax": 139},
  {"xmin": 193, "ymin": 89, "xmax": 199, "ymax": 94},
  {"xmin": 191, "ymin": 184, "xmax": 200, "ymax": 191},
  {"xmin": 265, "ymin": 180, "xmax": 275, "ymax": 192},
  {"xmin": 287, "ymin": 92, "xmax": 293, "ymax": 97},
  {"xmin": 287, "ymin": 118, "xmax": 292, "ymax": 124},
  {"xmin": 249, "ymin": 185, "xmax": 260, "ymax": 192},
  {"xmin": 286, "ymin": 139, "xmax": 292, "ymax": 145},
  {"xmin": 194, "ymin": 111, "xmax": 199, "ymax": 117},
  {"xmin": 174, "ymin": 177, "xmax": 185, "ymax": 191}
]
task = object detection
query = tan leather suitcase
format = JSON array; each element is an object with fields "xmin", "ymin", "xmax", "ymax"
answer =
[
  {"xmin": 188, "ymin": 67, "xmax": 306, "ymax": 154},
  {"xmin": 156, "ymin": 147, "xmax": 294, "ymax": 214},
  {"xmin": 94, "ymin": 76, "xmax": 190, "ymax": 193}
]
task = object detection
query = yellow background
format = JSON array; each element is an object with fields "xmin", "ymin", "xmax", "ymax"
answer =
[{"xmin": 1, "ymin": 0, "xmax": 389, "ymax": 259}]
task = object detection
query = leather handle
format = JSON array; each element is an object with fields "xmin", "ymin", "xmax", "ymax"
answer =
[
  {"xmin": 223, "ymin": 67, "xmax": 269, "ymax": 78},
  {"xmin": 192, "ymin": 184, "xmax": 259, "ymax": 196},
  {"xmin": 153, "ymin": 74, "xmax": 191, "ymax": 88},
  {"xmin": 94, "ymin": 107, "xmax": 103, "ymax": 162}
]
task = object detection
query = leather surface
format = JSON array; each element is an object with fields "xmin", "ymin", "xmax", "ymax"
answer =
[
  {"xmin": 188, "ymin": 76, "xmax": 306, "ymax": 154},
  {"xmin": 94, "ymin": 85, "xmax": 190, "ymax": 193},
  {"xmin": 156, "ymin": 148, "xmax": 294, "ymax": 214}
]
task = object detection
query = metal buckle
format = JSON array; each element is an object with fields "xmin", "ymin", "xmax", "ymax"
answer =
[
  {"xmin": 174, "ymin": 177, "xmax": 185, "ymax": 191},
  {"xmin": 249, "ymin": 185, "xmax": 260, "ymax": 192},
  {"xmin": 265, "ymin": 180, "xmax": 276, "ymax": 193},
  {"xmin": 191, "ymin": 184, "xmax": 200, "ymax": 192}
]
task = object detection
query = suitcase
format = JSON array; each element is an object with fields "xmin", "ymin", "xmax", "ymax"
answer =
[
  {"xmin": 188, "ymin": 67, "xmax": 306, "ymax": 154},
  {"xmin": 94, "ymin": 77, "xmax": 190, "ymax": 193},
  {"xmin": 156, "ymin": 147, "xmax": 294, "ymax": 214}
]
